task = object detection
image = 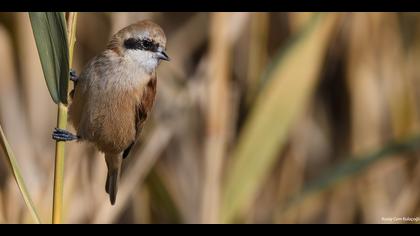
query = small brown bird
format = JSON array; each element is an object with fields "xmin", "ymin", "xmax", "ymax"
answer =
[{"xmin": 52, "ymin": 20, "xmax": 169, "ymax": 205}]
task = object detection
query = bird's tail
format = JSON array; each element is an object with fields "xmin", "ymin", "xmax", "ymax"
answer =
[{"xmin": 104, "ymin": 153, "xmax": 122, "ymax": 205}]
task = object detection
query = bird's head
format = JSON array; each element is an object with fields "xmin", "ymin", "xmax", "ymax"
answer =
[{"xmin": 108, "ymin": 20, "xmax": 169, "ymax": 73}]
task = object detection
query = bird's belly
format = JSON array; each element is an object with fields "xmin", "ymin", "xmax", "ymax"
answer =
[{"xmin": 78, "ymin": 89, "xmax": 139, "ymax": 154}]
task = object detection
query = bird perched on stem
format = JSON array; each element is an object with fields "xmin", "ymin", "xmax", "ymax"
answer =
[{"xmin": 52, "ymin": 20, "xmax": 170, "ymax": 205}]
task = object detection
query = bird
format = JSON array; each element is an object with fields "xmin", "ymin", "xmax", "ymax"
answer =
[{"xmin": 52, "ymin": 20, "xmax": 169, "ymax": 205}]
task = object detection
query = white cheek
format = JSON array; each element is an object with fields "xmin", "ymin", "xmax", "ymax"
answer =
[{"xmin": 126, "ymin": 50, "xmax": 158, "ymax": 73}]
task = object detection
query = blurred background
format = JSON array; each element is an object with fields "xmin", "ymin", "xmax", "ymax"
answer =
[{"xmin": 1, "ymin": 12, "xmax": 420, "ymax": 224}]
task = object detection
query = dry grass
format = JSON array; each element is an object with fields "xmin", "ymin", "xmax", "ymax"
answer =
[{"xmin": 1, "ymin": 12, "xmax": 420, "ymax": 223}]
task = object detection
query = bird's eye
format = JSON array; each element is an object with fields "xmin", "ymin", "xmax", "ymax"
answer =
[
  {"xmin": 141, "ymin": 39, "xmax": 153, "ymax": 50},
  {"xmin": 124, "ymin": 38, "xmax": 157, "ymax": 51}
]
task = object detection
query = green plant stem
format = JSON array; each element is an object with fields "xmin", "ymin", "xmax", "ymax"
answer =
[
  {"xmin": 67, "ymin": 12, "xmax": 78, "ymax": 67},
  {"xmin": 52, "ymin": 103, "xmax": 67, "ymax": 224},
  {"xmin": 52, "ymin": 12, "xmax": 77, "ymax": 224}
]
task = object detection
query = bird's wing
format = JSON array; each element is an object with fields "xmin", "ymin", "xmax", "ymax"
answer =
[
  {"xmin": 122, "ymin": 74, "xmax": 157, "ymax": 159},
  {"xmin": 136, "ymin": 74, "xmax": 157, "ymax": 133}
]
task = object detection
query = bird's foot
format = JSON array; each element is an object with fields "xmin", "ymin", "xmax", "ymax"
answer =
[
  {"xmin": 52, "ymin": 128, "xmax": 79, "ymax": 142},
  {"xmin": 70, "ymin": 69, "xmax": 79, "ymax": 83}
]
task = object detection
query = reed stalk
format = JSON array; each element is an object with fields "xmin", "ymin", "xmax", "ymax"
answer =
[{"xmin": 52, "ymin": 12, "xmax": 78, "ymax": 224}]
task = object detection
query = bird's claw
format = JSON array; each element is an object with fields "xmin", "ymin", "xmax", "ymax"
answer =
[
  {"xmin": 70, "ymin": 69, "xmax": 79, "ymax": 82},
  {"xmin": 52, "ymin": 128, "xmax": 79, "ymax": 141}
]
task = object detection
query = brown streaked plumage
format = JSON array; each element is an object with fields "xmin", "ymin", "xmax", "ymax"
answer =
[{"xmin": 64, "ymin": 20, "xmax": 169, "ymax": 205}]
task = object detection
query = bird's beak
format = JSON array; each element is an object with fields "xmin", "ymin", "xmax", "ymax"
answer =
[{"xmin": 157, "ymin": 49, "xmax": 170, "ymax": 61}]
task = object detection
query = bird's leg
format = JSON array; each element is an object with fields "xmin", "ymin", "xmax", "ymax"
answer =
[
  {"xmin": 70, "ymin": 69, "xmax": 79, "ymax": 83},
  {"xmin": 52, "ymin": 128, "xmax": 79, "ymax": 142}
]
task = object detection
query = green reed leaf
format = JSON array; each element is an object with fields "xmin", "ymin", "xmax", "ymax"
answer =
[{"xmin": 29, "ymin": 12, "xmax": 69, "ymax": 104}]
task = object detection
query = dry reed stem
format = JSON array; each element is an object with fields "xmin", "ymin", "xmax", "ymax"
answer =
[
  {"xmin": 246, "ymin": 12, "xmax": 269, "ymax": 105},
  {"xmin": 200, "ymin": 12, "xmax": 233, "ymax": 224}
]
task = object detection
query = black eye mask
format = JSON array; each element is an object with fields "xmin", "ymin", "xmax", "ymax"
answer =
[{"xmin": 124, "ymin": 37, "xmax": 159, "ymax": 52}]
